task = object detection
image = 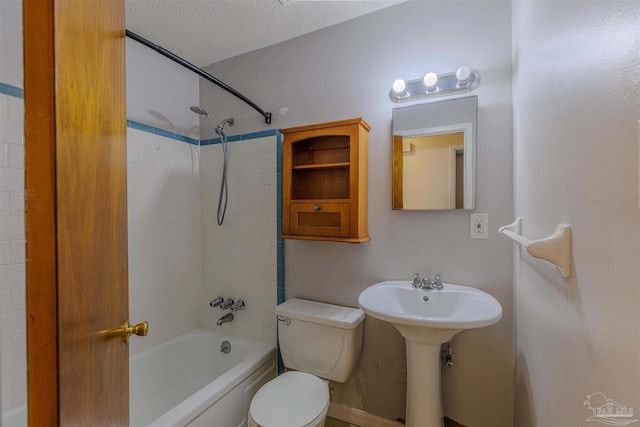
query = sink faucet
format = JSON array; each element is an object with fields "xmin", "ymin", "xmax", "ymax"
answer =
[
  {"xmin": 216, "ymin": 312, "xmax": 234, "ymax": 326},
  {"xmin": 413, "ymin": 273, "xmax": 444, "ymax": 290},
  {"xmin": 421, "ymin": 274, "xmax": 444, "ymax": 290}
]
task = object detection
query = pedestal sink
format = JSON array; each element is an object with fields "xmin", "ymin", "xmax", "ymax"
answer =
[{"xmin": 358, "ymin": 281, "xmax": 502, "ymax": 427}]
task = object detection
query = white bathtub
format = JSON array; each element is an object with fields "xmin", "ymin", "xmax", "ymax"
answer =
[
  {"xmin": 131, "ymin": 329, "xmax": 276, "ymax": 427},
  {"xmin": 1, "ymin": 404, "xmax": 26, "ymax": 427}
]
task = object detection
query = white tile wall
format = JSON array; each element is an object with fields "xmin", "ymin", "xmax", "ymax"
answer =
[
  {"xmin": 0, "ymin": 93, "xmax": 25, "ymax": 413},
  {"xmin": 200, "ymin": 136, "xmax": 277, "ymax": 345},
  {"xmin": 127, "ymin": 128, "xmax": 202, "ymax": 356}
]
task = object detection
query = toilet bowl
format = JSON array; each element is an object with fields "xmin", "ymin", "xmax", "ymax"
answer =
[
  {"xmin": 247, "ymin": 298, "xmax": 364, "ymax": 427},
  {"xmin": 248, "ymin": 371, "xmax": 329, "ymax": 427}
]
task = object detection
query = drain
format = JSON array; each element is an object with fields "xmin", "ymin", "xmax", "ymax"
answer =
[
  {"xmin": 221, "ymin": 340, "xmax": 231, "ymax": 354},
  {"xmin": 423, "ymin": 296, "xmax": 429, "ymax": 301}
]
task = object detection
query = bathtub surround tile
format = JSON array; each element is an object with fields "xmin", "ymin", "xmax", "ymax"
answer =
[
  {"xmin": 0, "ymin": 168, "xmax": 22, "ymax": 192},
  {"xmin": 0, "ymin": 120, "xmax": 22, "ymax": 146},
  {"xmin": 0, "ymin": 93, "xmax": 25, "ymax": 413},
  {"xmin": 9, "ymin": 192, "xmax": 23, "ymax": 217},
  {"xmin": 9, "ymin": 240, "xmax": 24, "ymax": 264},
  {"xmin": 127, "ymin": 127, "xmax": 202, "ymax": 356},
  {"xmin": 0, "ymin": 142, "xmax": 7, "ymax": 167},
  {"xmin": 200, "ymin": 134, "xmax": 278, "ymax": 346},
  {"xmin": 0, "ymin": 241, "xmax": 9, "ymax": 265},
  {"xmin": 0, "ymin": 192, "xmax": 9, "ymax": 216},
  {"xmin": 6, "ymin": 96, "xmax": 23, "ymax": 122}
]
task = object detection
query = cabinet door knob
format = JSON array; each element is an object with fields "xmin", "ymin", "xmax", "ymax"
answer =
[{"xmin": 313, "ymin": 205, "xmax": 321, "ymax": 211}]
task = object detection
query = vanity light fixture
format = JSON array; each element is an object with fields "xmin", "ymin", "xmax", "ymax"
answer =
[
  {"xmin": 423, "ymin": 72, "xmax": 438, "ymax": 91},
  {"xmin": 389, "ymin": 66, "xmax": 480, "ymax": 103},
  {"xmin": 392, "ymin": 79, "xmax": 407, "ymax": 94}
]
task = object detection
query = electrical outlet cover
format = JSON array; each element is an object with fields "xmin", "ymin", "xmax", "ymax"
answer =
[{"xmin": 470, "ymin": 213, "xmax": 488, "ymax": 239}]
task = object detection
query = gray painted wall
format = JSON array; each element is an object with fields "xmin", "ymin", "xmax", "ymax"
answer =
[
  {"xmin": 202, "ymin": 1, "xmax": 514, "ymax": 425},
  {"xmin": 0, "ymin": 0, "xmax": 21, "ymax": 89},
  {"xmin": 512, "ymin": 2, "xmax": 639, "ymax": 426},
  {"xmin": 126, "ymin": 38, "xmax": 200, "ymax": 138}
]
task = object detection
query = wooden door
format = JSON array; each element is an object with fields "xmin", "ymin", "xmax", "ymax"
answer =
[{"xmin": 23, "ymin": 0, "xmax": 129, "ymax": 425}]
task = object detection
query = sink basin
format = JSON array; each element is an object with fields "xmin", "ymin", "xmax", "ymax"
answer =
[
  {"xmin": 358, "ymin": 280, "xmax": 503, "ymax": 427},
  {"xmin": 358, "ymin": 280, "xmax": 502, "ymax": 335}
]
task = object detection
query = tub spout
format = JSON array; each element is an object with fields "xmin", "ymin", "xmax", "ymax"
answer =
[{"xmin": 216, "ymin": 312, "xmax": 234, "ymax": 326}]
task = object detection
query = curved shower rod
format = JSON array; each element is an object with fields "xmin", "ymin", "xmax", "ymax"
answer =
[{"xmin": 126, "ymin": 30, "xmax": 272, "ymax": 125}]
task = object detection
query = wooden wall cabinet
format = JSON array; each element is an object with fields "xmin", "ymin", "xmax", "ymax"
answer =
[{"xmin": 280, "ymin": 118, "xmax": 370, "ymax": 243}]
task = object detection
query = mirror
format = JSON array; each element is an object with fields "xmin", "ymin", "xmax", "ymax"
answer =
[{"xmin": 392, "ymin": 96, "xmax": 477, "ymax": 210}]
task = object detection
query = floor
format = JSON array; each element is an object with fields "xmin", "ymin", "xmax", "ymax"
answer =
[
  {"xmin": 325, "ymin": 417, "xmax": 352, "ymax": 427},
  {"xmin": 325, "ymin": 416, "xmax": 467, "ymax": 426}
]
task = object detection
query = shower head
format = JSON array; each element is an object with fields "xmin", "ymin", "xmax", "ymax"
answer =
[
  {"xmin": 190, "ymin": 105, "xmax": 208, "ymax": 115},
  {"xmin": 190, "ymin": 105, "xmax": 234, "ymax": 138},
  {"xmin": 190, "ymin": 105, "xmax": 220, "ymax": 130}
]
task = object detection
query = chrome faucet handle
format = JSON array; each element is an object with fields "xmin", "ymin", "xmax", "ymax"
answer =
[
  {"xmin": 231, "ymin": 299, "xmax": 245, "ymax": 312},
  {"xmin": 209, "ymin": 297, "xmax": 224, "ymax": 308},
  {"xmin": 220, "ymin": 298, "xmax": 235, "ymax": 310},
  {"xmin": 412, "ymin": 273, "xmax": 422, "ymax": 288},
  {"xmin": 434, "ymin": 274, "xmax": 443, "ymax": 289}
]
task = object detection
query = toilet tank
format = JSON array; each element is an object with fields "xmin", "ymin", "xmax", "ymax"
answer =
[{"xmin": 275, "ymin": 298, "xmax": 364, "ymax": 383}]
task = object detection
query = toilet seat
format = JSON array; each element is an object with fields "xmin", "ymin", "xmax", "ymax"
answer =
[{"xmin": 249, "ymin": 371, "xmax": 330, "ymax": 427}]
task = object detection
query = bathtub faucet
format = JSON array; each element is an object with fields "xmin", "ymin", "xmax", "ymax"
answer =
[{"xmin": 216, "ymin": 312, "xmax": 234, "ymax": 326}]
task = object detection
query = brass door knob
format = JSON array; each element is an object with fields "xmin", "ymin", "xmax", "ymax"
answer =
[
  {"xmin": 123, "ymin": 320, "xmax": 148, "ymax": 342},
  {"xmin": 99, "ymin": 320, "xmax": 148, "ymax": 343}
]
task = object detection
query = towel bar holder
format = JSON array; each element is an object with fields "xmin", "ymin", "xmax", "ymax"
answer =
[{"xmin": 499, "ymin": 217, "xmax": 572, "ymax": 278}]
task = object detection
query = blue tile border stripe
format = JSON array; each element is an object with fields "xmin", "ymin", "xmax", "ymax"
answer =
[
  {"xmin": 201, "ymin": 128, "xmax": 279, "ymax": 146},
  {"xmin": 127, "ymin": 120, "xmax": 200, "ymax": 146},
  {"xmin": 0, "ymin": 82, "xmax": 24, "ymax": 99},
  {"xmin": 276, "ymin": 130, "xmax": 285, "ymax": 304}
]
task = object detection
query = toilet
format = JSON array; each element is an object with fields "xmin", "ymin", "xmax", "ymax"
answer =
[{"xmin": 248, "ymin": 298, "xmax": 365, "ymax": 427}]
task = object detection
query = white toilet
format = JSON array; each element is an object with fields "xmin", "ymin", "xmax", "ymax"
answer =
[{"xmin": 248, "ymin": 298, "xmax": 365, "ymax": 427}]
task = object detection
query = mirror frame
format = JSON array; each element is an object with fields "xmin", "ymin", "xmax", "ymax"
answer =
[{"xmin": 392, "ymin": 96, "xmax": 477, "ymax": 211}]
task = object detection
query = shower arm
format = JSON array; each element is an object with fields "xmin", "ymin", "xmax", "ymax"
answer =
[{"xmin": 126, "ymin": 30, "xmax": 272, "ymax": 125}]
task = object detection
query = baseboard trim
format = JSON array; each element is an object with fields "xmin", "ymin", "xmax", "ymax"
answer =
[{"xmin": 328, "ymin": 402, "xmax": 405, "ymax": 427}]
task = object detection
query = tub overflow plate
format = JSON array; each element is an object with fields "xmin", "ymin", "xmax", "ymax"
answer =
[{"xmin": 277, "ymin": 315, "xmax": 291, "ymax": 326}]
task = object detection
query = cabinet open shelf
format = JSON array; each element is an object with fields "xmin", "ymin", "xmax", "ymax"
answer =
[
  {"xmin": 292, "ymin": 162, "xmax": 350, "ymax": 170},
  {"xmin": 280, "ymin": 118, "xmax": 370, "ymax": 243}
]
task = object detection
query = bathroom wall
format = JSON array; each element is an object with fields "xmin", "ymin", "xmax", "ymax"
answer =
[
  {"xmin": 126, "ymin": 38, "xmax": 200, "ymax": 139},
  {"xmin": 512, "ymin": 2, "xmax": 639, "ymax": 426},
  {"xmin": 0, "ymin": 0, "xmax": 22, "ymax": 89},
  {"xmin": 201, "ymin": 1, "xmax": 514, "ymax": 425},
  {"xmin": 199, "ymin": 134, "xmax": 278, "ymax": 345}
]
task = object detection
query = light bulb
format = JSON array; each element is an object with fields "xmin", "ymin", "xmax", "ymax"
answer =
[
  {"xmin": 456, "ymin": 66, "xmax": 472, "ymax": 83},
  {"xmin": 423, "ymin": 72, "xmax": 438, "ymax": 89},
  {"xmin": 392, "ymin": 79, "xmax": 406, "ymax": 93}
]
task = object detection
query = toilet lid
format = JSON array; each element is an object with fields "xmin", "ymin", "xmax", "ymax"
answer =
[{"xmin": 250, "ymin": 371, "xmax": 329, "ymax": 427}]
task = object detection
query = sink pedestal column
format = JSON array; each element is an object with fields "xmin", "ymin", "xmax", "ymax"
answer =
[{"xmin": 405, "ymin": 340, "xmax": 443, "ymax": 427}]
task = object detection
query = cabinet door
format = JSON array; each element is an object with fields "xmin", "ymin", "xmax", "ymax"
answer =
[{"xmin": 290, "ymin": 203, "xmax": 350, "ymax": 237}]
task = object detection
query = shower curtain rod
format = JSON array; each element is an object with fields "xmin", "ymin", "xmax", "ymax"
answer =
[{"xmin": 126, "ymin": 30, "xmax": 272, "ymax": 125}]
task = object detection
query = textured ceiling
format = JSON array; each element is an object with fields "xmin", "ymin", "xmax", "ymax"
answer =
[{"xmin": 125, "ymin": 0, "xmax": 408, "ymax": 67}]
